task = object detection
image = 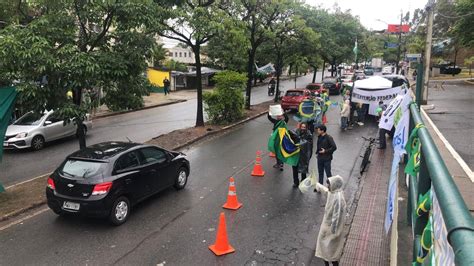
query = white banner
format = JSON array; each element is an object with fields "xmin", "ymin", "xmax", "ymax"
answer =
[
  {"xmin": 351, "ymin": 86, "xmax": 402, "ymax": 105},
  {"xmin": 379, "ymin": 88, "xmax": 412, "ymax": 131},
  {"xmin": 384, "ymin": 154, "xmax": 401, "ymax": 234},
  {"xmin": 432, "ymin": 189, "xmax": 455, "ymax": 265},
  {"xmin": 392, "ymin": 110, "xmax": 410, "ymax": 156}
]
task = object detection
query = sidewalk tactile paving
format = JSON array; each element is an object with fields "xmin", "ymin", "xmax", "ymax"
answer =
[{"xmin": 341, "ymin": 147, "xmax": 393, "ymax": 266}]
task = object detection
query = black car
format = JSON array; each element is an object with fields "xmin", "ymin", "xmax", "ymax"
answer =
[
  {"xmin": 46, "ymin": 141, "xmax": 190, "ymax": 225},
  {"xmin": 382, "ymin": 74, "xmax": 410, "ymax": 88},
  {"xmin": 322, "ymin": 77, "xmax": 341, "ymax": 95}
]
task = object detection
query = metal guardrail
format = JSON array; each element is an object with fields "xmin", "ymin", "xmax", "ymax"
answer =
[{"xmin": 407, "ymin": 65, "xmax": 474, "ymax": 265}]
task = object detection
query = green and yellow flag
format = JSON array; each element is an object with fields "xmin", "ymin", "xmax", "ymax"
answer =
[
  {"xmin": 405, "ymin": 124, "xmax": 424, "ymax": 177},
  {"xmin": 268, "ymin": 120, "xmax": 300, "ymax": 167}
]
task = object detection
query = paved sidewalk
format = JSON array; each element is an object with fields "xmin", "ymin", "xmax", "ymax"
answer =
[{"xmin": 341, "ymin": 145, "xmax": 393, "ymax": 265}]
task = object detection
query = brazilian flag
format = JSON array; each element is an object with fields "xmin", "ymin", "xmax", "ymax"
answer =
[
  {"xmin": 405, "ymin": 125, "xmax": 423, "ymax": 177},
  {"xmin": 268, "ymin": 120, "xmax": 300, "ymax": 166},
  {"xmin": 416, "ymin": 190, "xmax": 432, "ymax": 217}
]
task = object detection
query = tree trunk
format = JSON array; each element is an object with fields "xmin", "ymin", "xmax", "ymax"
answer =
[
  {"xmin": 245, "ymin": 47, "xmax": 256, "ymax": 110},
  {"xmin": 321, "ymin": 60, "xmax": 326, "ymax": 82},
  {"xmin": 288, "ymin": 63, "xmax": 292, "ymax": 77},
  {"xmin": 453, "ymin": 47, "xmax": 458, "ymax": 76},
  {"xmin": 72, "ymin": 88, "xmax": 86, "ymax": 150},
  {"xmin": 312, "ymin": 66, "xmax": 317, "ymax": 83},
  {"xmin": 274, "ymin": 51, "xmax": 283, "ymax": 103},
  {"xmin": 294, "ymin": 65, "xmax": 298, "ymax": 89},
  {"xmin": 331, "ymin": 59, "xmax": 336, "ymax": 77},
  {"xmin": 194, "ymin": 46, "xmax": 204, "ymax": 127}
]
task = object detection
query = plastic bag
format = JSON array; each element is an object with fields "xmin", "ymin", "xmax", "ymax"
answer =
[{"xmin": 299, "ymin": 170, "xmax": 317, "ymax": 193}]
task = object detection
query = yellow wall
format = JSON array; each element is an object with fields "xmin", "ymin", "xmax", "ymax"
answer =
[{"xmin": 147, "ymin": 68, "xmax": 170, "ymax": 87}]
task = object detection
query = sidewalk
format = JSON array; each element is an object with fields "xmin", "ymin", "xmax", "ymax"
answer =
[{"xmin": 341, "ymin": 145, "xmax": 393, "ymax": 265}]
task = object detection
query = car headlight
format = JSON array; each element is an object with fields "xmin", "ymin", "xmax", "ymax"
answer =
[{"xmin": 15, "ymin": 132, "xmax": 28, "ymax": 138}]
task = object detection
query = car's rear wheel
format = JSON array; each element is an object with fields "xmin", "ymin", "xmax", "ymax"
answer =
[
  {"xmin": 174, "ymin": 167, "xmax": 188, "ymax": 190},
  {"xmin": 31, "ymin": 135, "xmax": 45, "ymax": 151},
  {"xmin": 109, "ymin": 196, "xmax": 130, "ymax": 226}
]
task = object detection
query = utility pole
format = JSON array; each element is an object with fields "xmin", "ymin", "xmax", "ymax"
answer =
[
  {"xmin": 396, "ymin": 10, "xmax": 403, "ymax": 74},
  {"xmin": 422, "ymin": 0, "xmax": 435, "ymax": 105}
]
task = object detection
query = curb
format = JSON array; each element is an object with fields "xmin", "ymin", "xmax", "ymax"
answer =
[
  {"xmin": 0, "ymin": 104, "xmax": 270, "ymax": 222},
  {"xmin": 92, "ymin": 99, "xmax": 187, "ymax": 120},
  {"xmin": 464, "ymin": 79, "xmax": 474, "ymax": 85}
]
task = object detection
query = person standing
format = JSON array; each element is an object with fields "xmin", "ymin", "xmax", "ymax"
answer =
[
  {"xmin": 340, "ymin": 100, "xmax": 350, "ymax": 130},
  {"xmin": 268, "ymin": 112, "xmax": 289, "ymax": 171},
  {"xmin": 377, "ymin": 101, "xmax": 389, "ymax": 149},
  {"xmin": 314, "ymin": 175, "xmax": 347, "ymax": 266},
  {"xmin": 290, "ymin": 123, "xmax": 313, "ymax": 188},
  {"xmin": 315, "ymin": 125, "xmax": 337, "ymax": 185},
  {"xmin": 163, "ymin": 77, "xmax": 171, "ymax": 95}
]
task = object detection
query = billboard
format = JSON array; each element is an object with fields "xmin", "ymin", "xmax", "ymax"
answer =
[{"xmin": 387, "ymin": 24, "xmax": 410, "ymax": 33}]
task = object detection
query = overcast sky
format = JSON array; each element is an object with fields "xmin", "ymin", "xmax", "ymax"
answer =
[
  {"xmin": 305, "ymin": 0, "xmax": 427, "ymax": 30},
  {"xmin": 162, "ymin": 0, "xmax": 428, "ymax": 47}
]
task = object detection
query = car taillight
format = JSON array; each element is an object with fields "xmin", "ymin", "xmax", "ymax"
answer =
[
  {"xmin": 92, "ymin": 182, "xmax": 113, "ymax": 196},
  {"xmin": 47, "ymin": 177, "xmax": 56, "ymax": 190}
]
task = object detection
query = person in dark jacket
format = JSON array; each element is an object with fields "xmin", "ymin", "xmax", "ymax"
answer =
[
  {"xmin": 290, "ymin": 123, "xmax": 313, "ymax": 188},
  {"xmin": 315, "ymin": 125, "xmax": 337, "ymax": 185},
  {"xmin": 268, "ymin": 112, "xmax": 289, "ymax": 170}
]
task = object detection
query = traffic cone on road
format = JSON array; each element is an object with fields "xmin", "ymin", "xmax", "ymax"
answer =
[
  {"xmin": 209, "ymin": 212, "xmax": 235, "ymax": 256},
  {"xmin": 223, "ymin": 177, "xmax": 242, "ymax": 210},
  {"xmin": 251, "ymin": 151, "xmax": 265, "ymax": 177},
  {"xmin": 269, "ymin": 151, "xmax": 276, "ymax": 158}
]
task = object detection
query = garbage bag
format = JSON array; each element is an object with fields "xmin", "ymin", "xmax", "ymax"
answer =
[{"xmin": 299, "ymin": 170, "xmax": 317, "ymax": 193}]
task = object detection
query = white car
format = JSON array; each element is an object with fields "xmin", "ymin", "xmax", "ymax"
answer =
[
  {"xmin": 382, "ymin": 67, "xmax": 393, "ymax": 75},
  {"xmin": 4, "ymin": 110, "xmax": 92, "ymax": 150}
]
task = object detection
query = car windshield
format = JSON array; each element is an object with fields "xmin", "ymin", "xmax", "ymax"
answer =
[
  {"xmin": 306, "ymin": 84, "xmax": 321, "ymax": 90},
  {"xmin": 285, "ymin": 91, "xmax": 304, "ymax": 96},
  {"xmin": 323, "ymin": 79, "xmax": 336, "ymax": 83},
  {"xmin": 60, "ymin": 159, "xmax": 105, "ymax": 179},
  {"xmin": 13, "ymin": 112, "xmax": 45, "ymax": 126}
]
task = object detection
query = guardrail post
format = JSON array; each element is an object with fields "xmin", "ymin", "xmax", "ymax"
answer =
[{"xmin": 415, "ymin": 63, "xmax": 423, "ymax": 108}]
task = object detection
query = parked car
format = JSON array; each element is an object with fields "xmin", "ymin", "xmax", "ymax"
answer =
[
  {"xmin": 364, "ymin": 67, "xmax": 374, "ymax": 76},
  {"xmin": 382, "ymin": 74, "xmax": 410, "ymax": 88},
  {"xmin": 46, "ymin": 141, "xmax": 190, "ymax": 225},
  {"xmin": 4, "ymin": 110, "xmax": 92, "ymax": 151},
  {"xmin": 382, "ymin": 66, "xmax": 393, "ymax": 75},
  {"xmin": 340, "ymin": 75, "xmax": 353, "ymax": 85},
  {"xmin": 306, "ymin": 83, "xmax": 325, "ymax": 95},
  {"xmin": 322, "ymin": 77, "xmax": 341, "ymax": 95},
  {"xmin": 281, "ymin": 89, "xmax": 311, "ymax": 111}
]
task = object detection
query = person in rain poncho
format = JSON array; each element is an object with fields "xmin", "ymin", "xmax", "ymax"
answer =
[{"xmin": 314, "ymin": 175, "xmax": 346, "ymax": 266}]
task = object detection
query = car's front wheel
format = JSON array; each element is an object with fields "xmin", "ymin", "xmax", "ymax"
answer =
[
  {"xmin": 174, "ymin": 167, "xmax": 188, "ymax": 190},
  {"xmin": 109, "ymin": 196, "xmax": 130, "ymax": 226},
  {"xmin": 31, "ymin": 135, "xmax": 45, "ymax": 151}
]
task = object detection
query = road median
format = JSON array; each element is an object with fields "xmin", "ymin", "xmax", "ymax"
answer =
[{"xmin": 0, "ymin": 101, "xmax": 273, "ymax": 222}]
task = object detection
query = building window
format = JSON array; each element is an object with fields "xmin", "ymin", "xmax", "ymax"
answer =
[
  {"xmin": 169, "ymin": 52, "xmax": 173, "ymax": 57},
  {"xmin": 189, "ymin": 52, "xmax": 192, "ymax": 57},
  {"xmin": 175, "ymin": 52, "xmax": 178, "ymax": 57},
  {"xmin": 184, "ymin": 52, "xmax": 187, "ymax": 57},
  {"xmin": 179, "ymin": 52, "xmax": 182, "ymax": 57}
]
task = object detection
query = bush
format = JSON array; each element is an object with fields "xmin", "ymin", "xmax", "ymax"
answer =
[{"xmin": 203, "ymin": 71, "xmax": 246, "ymax": 124}]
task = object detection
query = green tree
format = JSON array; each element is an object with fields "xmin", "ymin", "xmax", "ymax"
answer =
[
  {"xmin": 155, "ymin": 0, "xmax": 225, "ymax": 127},
  {"xmin": 0, "ymin": 0, "xmax": 158, "ymax": 149},
  {"xmin": 203, "ymin": 71, "xmax": 246, "ymax": 124},
  {"xmin": 453, "ymin": 0, "xmax": 474, "ymax": 48},
  {"xmin": 163, "ymin": 59, "xmax": 188, "ymax": 72}
]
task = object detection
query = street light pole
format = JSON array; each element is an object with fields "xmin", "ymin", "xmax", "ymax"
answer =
[
  {"xmin": 422, "ymin": 0, "xmax": 435, "ymax": 105},
  {"xmin": 396, "ymin": 10, "xmax": 403, "ymax": 74}
]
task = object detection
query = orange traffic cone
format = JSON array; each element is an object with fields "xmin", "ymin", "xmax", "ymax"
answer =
[
  {"xmin": 223, "ymin": 177, "xmax": 243, "ymax": 210},
  {"xmin": 269, "ymin": 152, "xmax": 276, "ymax": 158},
  {"xmin": 209, "ymin": 212, "xmax": 235, "ymax": 256},
  {"xmin": 251, "ymin": 151, "xmax": 265, "ymax": 177}
]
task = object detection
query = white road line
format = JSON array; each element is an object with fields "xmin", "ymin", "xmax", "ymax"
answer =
[
  {"xmin": 4, "ymin": 172, "xmax": 51, "ymax": 190},
  {"xmin": 0, "ymin": 207, "xmax": 49, "ymax": 232},
  {"xmin": 421, "ymin": 107, "xmax": 474, "ymax": 182}
]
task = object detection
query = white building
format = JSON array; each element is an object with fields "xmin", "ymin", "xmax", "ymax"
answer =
[{"xmin": 166, "ymin": 46, "xmax": 195, "ymax": 64}]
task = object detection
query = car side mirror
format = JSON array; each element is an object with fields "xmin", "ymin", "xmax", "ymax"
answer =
[{"xmin": 44, "ymin": 121, "xmax": 52, "ymax": 126}]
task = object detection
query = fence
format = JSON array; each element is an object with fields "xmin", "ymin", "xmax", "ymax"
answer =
[{"xmin": 405, "ymin": 63, "xmax": 474, "ymax": 265}]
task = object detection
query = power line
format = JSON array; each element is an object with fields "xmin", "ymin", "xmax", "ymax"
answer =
[{"xmin": 436, "ymin": 11, "xmax": 474, "ymax": 19}]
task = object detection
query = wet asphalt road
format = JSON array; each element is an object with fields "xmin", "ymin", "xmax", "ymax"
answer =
[
  {"xmin": 0, "ymin": 93, "xmax": 377, "ymax": 265},
  {"xmin": 426, "ymin": 80, "xmax": 473, "ymax": 168},
  {"xmin": 1, "ymin": 73, "xmax": 321, "ymax": 186}
]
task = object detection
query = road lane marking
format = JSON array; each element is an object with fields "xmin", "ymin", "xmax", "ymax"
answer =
[
  {"xmin": 4, "ymin": 172, "xmax": 51, "ymax": 190},
  {"xmin": 421, "ymin": 107, "xmax": 474, "ymax": 182},
  {"xmin": 0, "ymin": 207, "xmax": 49, "ymax": 232}
]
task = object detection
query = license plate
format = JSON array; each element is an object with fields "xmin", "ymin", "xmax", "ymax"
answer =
[{"xmin": 62, "ymin": 201, "xmax": 80, "ymax": 211}]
